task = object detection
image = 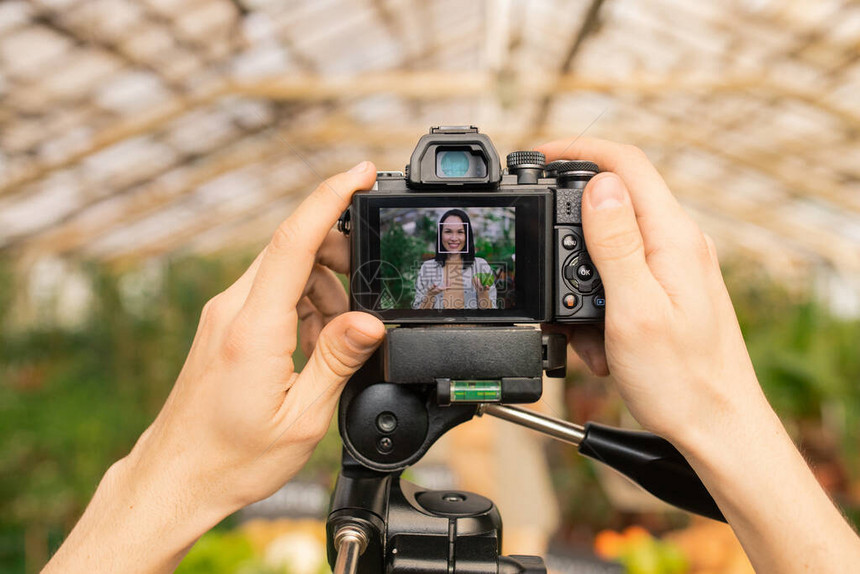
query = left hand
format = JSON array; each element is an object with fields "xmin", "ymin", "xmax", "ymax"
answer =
[
  {"xmin": 43, "ymin": 161, "xmax": 385, "ymax": 574},
  {"xmin": 472, "ymin": 274, "xmax": 491, "ymax": 293},
  {"xmin": 130, "ymin": 160, "xmax": 384, "ymax": 511}
]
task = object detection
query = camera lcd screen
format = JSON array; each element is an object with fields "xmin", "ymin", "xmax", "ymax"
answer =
[
  {"xmin": 378, "ymin": 206, "xmax": 516, "ymax": 311},
  {"xmin": 350, "ymin": 193, "xmax": 549, "ymax": 323}
]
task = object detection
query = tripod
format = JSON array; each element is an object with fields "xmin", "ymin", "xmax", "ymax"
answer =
[{"xmin": 326, "ymin": 327, "xmax": 724, "ymax": 573}]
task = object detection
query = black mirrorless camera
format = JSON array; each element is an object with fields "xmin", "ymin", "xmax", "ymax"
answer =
[
  {"xmin": 340, "ymin": 125, "xmax": 605, "ymax": 325},
  {"xmin": 334, "ymin": 126, "xmax": 606, "ymax": 465}
]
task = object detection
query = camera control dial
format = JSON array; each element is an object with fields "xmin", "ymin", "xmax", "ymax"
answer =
[
  {"xmin": 506, "ymin": 151, "xmax": 546, "ymax": 170},
  {"xmin": 555, "ymin": 160, "xmax": 599, "ymax": 176},
  {"xmin": 506, "ymin": 151, "xmax": 546, "ymax": 184},
  {"xmin": 545, "ymin": 160, "xmax": 568, "ymax": 178}
]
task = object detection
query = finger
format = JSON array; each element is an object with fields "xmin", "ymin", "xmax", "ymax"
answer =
[
  {"xmin": 317, "ymin": 230, "xmax": 350, "ymax": 274},
  {"xmin": 568, "ymin": 326, "xmax": 609, "ymax": 377},
  {"xmin": 217, "ymin": 248, "xmax": 267, "ymax": 314},
  {"xmin": 581, "ymin": 173, "xmax": 665, "ymax": 313},
  {"xmin": 703, "ymin": 232, "xmax": 720, "ymax": 271},
  {"xmin": 303, "ymin": 264, "xmax": 348, "ymax": 320},
  {"xmin": 297, "ymin": 297, "xmax": 323, "ymax": 358},
  {"xmin": 242, "ymin": 161, "xmax": 376, "ymax": 323},
  {"xmin": 541, "ymin": 324, "xmax": 608, "ymax": 377},
  {"xmin": 535, "ymin": 137, "xmax": 698, "ymax": 254},
  {"xmin": 279, "ymin": 312, "xmax": 385, "ymax": 427},
  {"xmin": 298, "ymin": 265, "xmax": 349, "ymax": 357}
]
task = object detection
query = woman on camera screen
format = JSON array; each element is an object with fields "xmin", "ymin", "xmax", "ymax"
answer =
[{"xmin": 413, "ymin": 209, "xmax": 497, "ymax": 310}]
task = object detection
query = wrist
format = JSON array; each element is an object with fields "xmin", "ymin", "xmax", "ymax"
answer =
[
  {"xmin": 44, "ymin": 454, "xmax": 226, "ymax": 574},
  {"xmin": 116, "ymin": 453, "xmax": 226, "ymax": 563},
  {"xmin": 660, "ymin": 372, "xmax": 774, "ymax": 460},
  {"xmin": 102, "ymin": 446, "xmax": 232, "ymax": 569},
  {"xmin": 666, "ymin": 383, "xmax": 860, "ymax": 572},
  {"xmin": 121, "ymin": 438, "xmax": 237, "ymax": 530}
]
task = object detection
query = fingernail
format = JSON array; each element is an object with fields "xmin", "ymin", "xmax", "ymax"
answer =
[
  {"xmin": 345, "ymin": 325, "xmax": 383, "ymax": 351},
  {"xmin": 588, "ymin": 174, "xmax": 624, "ymax": 211},
  {"xmin": 348, "ymin": 161, "xmax": 370, "ymax": 174}
]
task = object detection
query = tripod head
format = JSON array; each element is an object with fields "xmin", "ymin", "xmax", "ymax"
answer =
[
  {"xmin": 326, "ymin": 326, "xmax": 725, "ymax": 573},
  {"xmin": 329, "ymin": 325, "xmax": 562, "ymax": 574},
  {"xmin": 339, "ymin": 326, "xmax": 564, "ymax": 472}
]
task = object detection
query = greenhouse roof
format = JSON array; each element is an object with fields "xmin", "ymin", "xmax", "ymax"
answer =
[{"xmin": 0, "ymin": 0, "xmax": 858, "ymax": 289}]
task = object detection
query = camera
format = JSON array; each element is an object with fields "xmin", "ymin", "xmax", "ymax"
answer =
[
  {"xmin": 328, "ymin": 130, "xmax": 724, "ymax": 574},
  {"xmin": 339, "ymin": 125, "xmax": 605, "ymax": 324},
  {"xmin": 335, "ymin": 125, "xmax": 603, "ymax": 468}
]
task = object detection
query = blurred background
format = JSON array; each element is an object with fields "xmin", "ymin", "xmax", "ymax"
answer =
[{"xmin": 1, "ymin": 0, "xmax": 860, "ymax": 572}]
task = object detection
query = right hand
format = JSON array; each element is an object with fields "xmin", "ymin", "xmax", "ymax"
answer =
[
  {"xmin": 427, "ymin": 283, "xmax": 447, "ymax": 298},
  {"xmin": 535, "ymin": 138, "xmax": 768, "ymax": 447},
  {"xmin": 419, "ymin": 283, "xmax": 447, "ymax": 309}
]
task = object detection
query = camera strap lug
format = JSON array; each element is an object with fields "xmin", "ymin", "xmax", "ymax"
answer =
[{"xmin": 337, "ymin": 208, "xmax": 351, "ymax": 235}]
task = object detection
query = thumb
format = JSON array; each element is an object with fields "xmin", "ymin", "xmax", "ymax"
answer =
[
  {"xmin": 288, "ymin": 312, "xmax": 385, "ymax": 416},
  {"xmin": 582, "ymin": 173, "xmax": 661, "ymax": 313}
]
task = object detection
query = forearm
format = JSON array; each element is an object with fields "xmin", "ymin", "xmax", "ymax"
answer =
[
  {"xmin": 676, "ymin": 386, "xmax": 860, "ymax": 573},
  {"xmin": 43, "ymin": 454, "xmax": 229, "ymax": 574}
]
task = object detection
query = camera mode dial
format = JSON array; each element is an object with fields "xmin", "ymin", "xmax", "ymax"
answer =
[
  {"xmin": 506, "ymin": 151, "xmax": 546, "ymax": 170},
  {"xmin": 506, "ymin": 151, "xmax": 546, "ymax": 185},
  {"xmin": 545, "ymin": 160, "xmax": 569, "ymax": 178},
  {"xmin": 555, "ymin": 160, "xmax": 599, "ymax": 176}
]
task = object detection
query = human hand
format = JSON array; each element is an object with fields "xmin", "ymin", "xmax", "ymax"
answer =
[
  {"xmin": 44, "ymin": 161, "xmax": 386, "ymax": 574},
  {"xmin": 428, "ymin": 283, "xmax": 447, "ymax": 297},
  {"xmin": 472, "ymin": 275, "xmax": 491, "ymax": 292},
  {"xmin": 535, "ymin": 139, "xmax": 767, "ymax": 446},
  {"xmin": 125, "ymin": 160, "xmax": 384, "ymax": 519}
]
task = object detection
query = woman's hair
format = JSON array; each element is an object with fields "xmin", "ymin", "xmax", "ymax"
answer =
[{"xmin": 434, "ymin": 209, "xmax": 475, "ymax": 266}]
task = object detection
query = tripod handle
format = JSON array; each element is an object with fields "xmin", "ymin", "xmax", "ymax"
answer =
[
  {"xmin": 481, "ymin": 405, "xmax": 726, "ymax": 522},
  {"xmin": 578, "ymin": 423, "xmax": 725, "ymax": 522}
]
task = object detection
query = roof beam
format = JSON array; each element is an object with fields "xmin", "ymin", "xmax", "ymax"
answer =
[{"xmin": 5, "ymin": 70, "xmax": 858, "ymax": 197}]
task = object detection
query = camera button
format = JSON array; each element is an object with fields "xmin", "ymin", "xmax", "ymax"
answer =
[
  {"xmin": 594, "ymin": 296, "xmax": 606, "ymax": 308},
  {"xmin": 564, "ymin": 264, "xmax": 577, "ymax": 281},
  {"xmin": 562, "ymin": 234, "xmax": 578, "ymax": 250},
  {"xmin": 576, "ymin": 263, "xmax": 595, "ymax": 281},
  {"xmin": 563, "ymin": 294, "xmax": 578, "ymax": 309}
]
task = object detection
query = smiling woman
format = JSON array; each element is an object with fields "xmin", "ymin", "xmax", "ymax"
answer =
[{"xmin": 414, "ymin": 208, "xmax": 497, "ymax": 310}]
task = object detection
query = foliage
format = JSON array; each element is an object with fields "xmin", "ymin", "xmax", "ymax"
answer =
[
  {"xmin": 0, "ymin": 253, "xmax": 328, "ymax": 572},
  {"xmin": 176, "ymin": 526, "xmax": 331, "ymax": 574},
  {"xmin": 379, "ymin": 215, "xmax": 432, "ymax": 308},
  {"xmin": 726, "ymin": 267, "xmax": 860, "ymax": 473},
  {"xmin": 175, "ymin": 530, "xmax": 259, "ymax": 574},
  {"xmin": 3, "ymin": 253, "xmax": 860, "ymax": 571}
]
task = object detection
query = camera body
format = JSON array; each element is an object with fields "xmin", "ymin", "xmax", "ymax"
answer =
[{"xmin": 340, "ymin": 125, "xmax": 605, "ymax": 324}]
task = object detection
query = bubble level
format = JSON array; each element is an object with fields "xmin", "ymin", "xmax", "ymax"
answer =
[{"xmin": 450, "ymin": 380, "xmax": 502, "ymax": 402}]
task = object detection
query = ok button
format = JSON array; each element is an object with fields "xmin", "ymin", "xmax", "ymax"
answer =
[{"xmin": 576, "ymin": 263, "xmax": 595, "ymax": 281}]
